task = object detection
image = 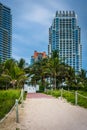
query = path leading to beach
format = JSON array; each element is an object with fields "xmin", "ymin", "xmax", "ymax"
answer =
[{"xmin": 0, "ymin": 93, "xmax": 87, "ymax": 130}]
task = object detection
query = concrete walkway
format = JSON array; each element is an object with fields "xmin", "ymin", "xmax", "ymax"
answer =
[{"xmin": 0, "ymin": 93, "xmax": 87, "ymax": 130}]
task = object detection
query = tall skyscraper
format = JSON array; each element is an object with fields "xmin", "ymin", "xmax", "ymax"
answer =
[
  {"xmin": 48, "ymin": 11, "xmax": 82, "ymax": 72},
  {"xmin": 0, "ymin": 3, "xmax": 12, "ymax": 62}
]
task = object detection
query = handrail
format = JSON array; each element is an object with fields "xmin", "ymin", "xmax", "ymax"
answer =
[
  {"xmin": 61, "ymin": 88, "xmax": 87, "ymax": 106},
  {"xmin": 63, "ymin": 89, "xmax": 75, "ymax": 94},
  {"xmin": 77, "ymin": 93, "xmax": 87, "ymax": 99}
]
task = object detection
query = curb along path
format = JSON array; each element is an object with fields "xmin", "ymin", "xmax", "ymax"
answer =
[{"xmin": 0, "ymin": 93, "xmax": 87, "ymax": 130}]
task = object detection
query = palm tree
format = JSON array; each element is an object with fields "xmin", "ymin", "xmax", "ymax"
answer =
[
  {"xmin": 0, "ymin": 74, "xmax": 11, "ymax": 89},
  {"xmin": 65, "ymin": 66, "xmax": 76, "ymax": 89},
  {"xmin": 47, "ymin": 50, "xmax": 60, "ymax": 89},
  {"xmin": 1, "ymin": 59, "xmax": 27, "ymax": 89},
  {"xmin": 18, "ymin": 58, "xmax": 26, "ymax": 69},
  {"xmin": 79, "ymin": 69, "xmax": 86, "ymax": 79},
  {"xmin": 30, "ymin": 60, "xmax": 45, "ymax": 86},
  {"xmin": 56, "ymin": 63, "xmax": 68, "ymax": 86}
]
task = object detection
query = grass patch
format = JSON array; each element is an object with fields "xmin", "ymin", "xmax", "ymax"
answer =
[{"xmin": 0, "ymin": 89, "xmax": 20, "ymax": 120}]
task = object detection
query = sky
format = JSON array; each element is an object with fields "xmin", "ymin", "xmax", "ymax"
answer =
[{"xmin": 0, "ymin": 0, "xmax": 87, "ymax": 70}]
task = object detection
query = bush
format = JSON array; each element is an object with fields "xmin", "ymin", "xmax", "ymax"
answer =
[
  {"xmin": 62, "ymin": 90, "xmax": 75, "ymax": 104},
  {"xmin": 45, "ymin": 89, "xmax": 87, "ymax": 108},
  {"xmin": 45, "ymin": 89, "xmax": 61, "ymax": 98},
  {"xmin": 77, "ymin": 91, "xmax": 87, "ymax": 108},
  {"xmin": 39, "ymin": 85, "xmax": 44, "ymax": 92},
  {"xmin": 0, "ymin": 89, "xmax": 20, "ymax": 120}
]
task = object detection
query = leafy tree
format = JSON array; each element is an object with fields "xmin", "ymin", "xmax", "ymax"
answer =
[
  {"xmin": 79, "ymin": 69, "xmax": 86, "ymax": 79},
  {"xmin": 47, "ymin": 50, "xmax": 60, "ymax": 89},
  {"xmin": 0, "ymin": 59, "xmax": 27, "ymax": 89},
  {"xmin": 0, "ymin": 74, "xmax": 11, "ymax": 89},
  {"xmin": 18, "ymin": 58, "xmax": 26, "ymax": 69}
]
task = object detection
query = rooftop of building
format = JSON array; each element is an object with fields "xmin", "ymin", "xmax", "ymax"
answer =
[{"xmin": 55, "ymin": 11, "xmax": 76, "ymax": 17}]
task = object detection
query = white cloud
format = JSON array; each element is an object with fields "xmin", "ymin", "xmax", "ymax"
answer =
[
  {"xmin": 13, "ymin": 0, "xmax": 67, "ymax": 30},
  {"xmin": 14, "ymin": 0, "xmax": 70, "ymax": 28},
  {"xmin": 20, "ymin": 5, "xmax": 51, "ymax": 26},
  {"xmin": 12, "ymin": 1, "xmax": 54, "ymax": 28}
]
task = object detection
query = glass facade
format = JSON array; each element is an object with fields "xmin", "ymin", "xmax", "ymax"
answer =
[
  {"xmin": 0, "ymin": 3, "xmax": 12, "ymax": 62},
  {"xmin": 48, "ymin": 11, "xmax": 82, "ymax": 72}
]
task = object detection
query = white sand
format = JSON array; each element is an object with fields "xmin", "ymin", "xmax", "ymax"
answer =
[{"xmin": 0, "ymin": 98, "xmax": 87, "ymax": 130}]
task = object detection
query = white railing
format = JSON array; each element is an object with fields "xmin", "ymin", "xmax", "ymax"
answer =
[
  {"xmin": 60, "ymin": 88, "xmax": 87, "ymax": 106},
  {"xmin": 75, "ymin": 92, "xmax": 87, "ymax": 105},
  {"xmin": 15, "ymin": 88, "xmax": 24, "ymax": 123}
]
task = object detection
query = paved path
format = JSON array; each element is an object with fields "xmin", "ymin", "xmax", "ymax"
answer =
[
  {"xmin": 0, "ymin": 93, "xmax": 87, "ymax": 130},
  {"xmin": 27, "ymin": 93, "xmax": 54, "ymax": 99}
]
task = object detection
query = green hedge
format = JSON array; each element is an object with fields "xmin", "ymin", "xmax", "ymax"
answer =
[
  {"xmin": 45, "ymin": 90, "xmax": 61, "ymax": 98},
  {"xmin": 0, "ymin": 89, "xmax": 20, "ymax": 120},
  {"xmin": 62, "ymin": 90, "xmax": 75, "ymax": 104},
  {"xmin": 77, "ymin": 91, "xmax": 87, "ymax": 108},
  {"xmin": 45, "ymin": 89, "xmax": 87, "ymax": 108}
]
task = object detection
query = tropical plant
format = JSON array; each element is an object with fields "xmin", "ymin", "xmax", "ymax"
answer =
[
  {"xmin": 0, "ymin": 59, "xmax": 28, "ymax": 89},
  {"xmin": 18, "ymin": 58, "xmax": 26, "ymax": 69}
]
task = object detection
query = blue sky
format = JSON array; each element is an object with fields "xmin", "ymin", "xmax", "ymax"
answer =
[{"xmin": 0, "ymin": 0, "xmax": 87, "ymax": 70}]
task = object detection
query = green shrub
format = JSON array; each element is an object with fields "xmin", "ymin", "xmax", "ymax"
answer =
[
  {"xmin": 77, "ymin": 91, "xmax": 87, "ymax": 108},
  {"xmin": 62, "ymin": 90, "xmax": 75, "ymax": 104},
  {"xmin": 45, "ymin": 89, "xmax": 87, "ymax": 108},
  {"xmin": 39, "ymin": 85, "xmax": 44, "ymax": 92},
  {"xmin": 52, "ymin": 90, "xmax": 61, "ymax": 97},
  {"xmin": 0, "ymin": 89, "xmax": 20, "ymax": 120},
  {"xmin": 24, "ymin": 91, "xmax": 27, "ymax": 100},
  {"xmin": 45, "ymin": 89, "xmax": 61, "ymax": 97}
]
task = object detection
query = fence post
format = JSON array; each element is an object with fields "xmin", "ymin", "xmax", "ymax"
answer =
[
  {"xmin": 61, "ymin": 88, "xmax": 63, "ymax": 100},
  {"xmin": 21, "ymin": 88, "xmax": 24, "ymax": 108},
  {"xmin": 75, "ymin": 91, "xmax": 78, "ymax": 105},
  {"xmin": 15, "ymin": 99, "xmax": 19, "ymax": 123}
]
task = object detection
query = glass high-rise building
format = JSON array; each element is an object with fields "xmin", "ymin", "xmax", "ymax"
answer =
[
  {"xmin": 0, "ymin": 3, "xmax": 12, "ymax": 62},
  {"xmin": 48, "ymin": 11, "xmax": 82, "ymax": 72}
]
